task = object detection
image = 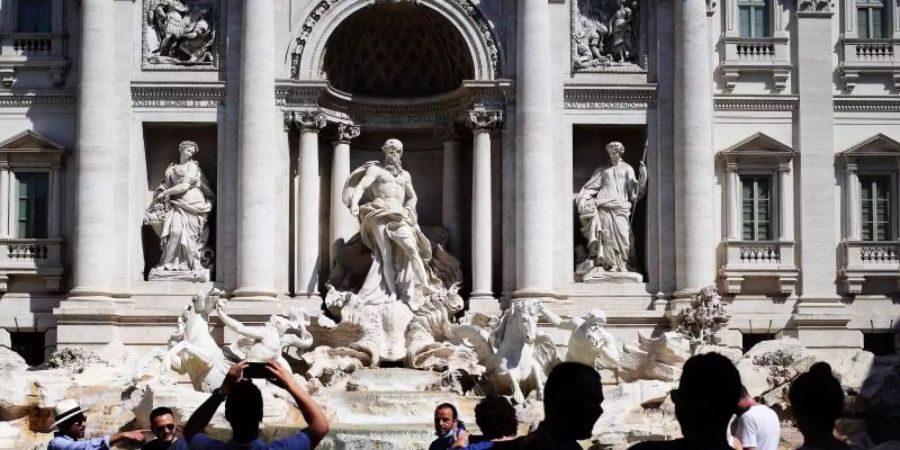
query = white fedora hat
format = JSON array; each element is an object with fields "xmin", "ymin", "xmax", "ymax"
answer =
[{"xmin": 50, "ymin": 399, "xmax": 85, "ymax": 429}]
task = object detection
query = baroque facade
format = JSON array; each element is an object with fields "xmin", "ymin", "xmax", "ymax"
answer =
[{"xmin": 0, "ymin": 0, "xmax": 898, "ymax": 363}]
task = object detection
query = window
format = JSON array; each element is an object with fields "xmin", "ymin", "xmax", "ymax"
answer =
[
  {"xmin": 739, "ymin": 0, "xmax": 768, "ymax": 38},
  {"xmin": 860, "ymin": 175, "xmax": 891, "ymax": 242},
  {"xmin": 15, "ymin": 172, "xmax": 48, "ymax": 239},
  {"xmin": 741, "ymin": 175, "xmax": 773, "ymax": 241},
  {"xmin": 16, "ymin": 0, "xmax": 52, "ymax": 33},
  {"xmin": 858, "ymin": 0, "xmax": 888, "ymax": 39}
]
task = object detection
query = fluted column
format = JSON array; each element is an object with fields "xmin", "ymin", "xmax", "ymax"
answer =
[
  {"xmin": 0, "ymin": 163, "xmax": 8, "ymax": 238},
  {"xmin": 674, "ymin": 0, "xmax": 715, "ymax": 294},
  {"xmin": 293, "ymin": 111, "xmax": 326, "ymax": 298},
  {"xmin": 778, "ymin": 162, "xmax": 794, "ymax": 241},
  {"xmin": 468, "ymin": 110, "xmax": 502, "ymax": 301},
  {"xmin": 725, "ymin": 161, "xmax": 740, "ymax": 240},
  {"xmin": 515, "ymin": 0, "xmax": 555, "ymax": 297},
  {"xmin": 69, "ymin": 0, "xmax": 117, "ymax": 300},
  {"xmin": 330, "ymin": 124, "xmax": 360, "ymax": 262},
  {"xmin": 436, "ymin": 124, "xmax": 462, "ymax": 256}
]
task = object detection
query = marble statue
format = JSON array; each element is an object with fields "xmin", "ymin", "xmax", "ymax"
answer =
[
  {"xmin": 575, "ymin": 141, "xmax": 647, "ymax": 282},
  {"xmin": 216, "ymin": 298, "xmax": 314, "ymax": 370},
  {"xmin": 454, "ymin": 300, "xmax": 559, "ymax": 404},
  {"xmin": 540, "ymin": 306, "xmax": 620, "ymax": 371},
  {"xmin": 133, "ymin": 288, "xmax": 229, "ymax": 392},
  {"xmin": 145, "ymin": 0, "xmax": 216, "ymax": 65},
  {"xmin": 343, "ymin": 138, "xmax": 444, "ymax": 311},
  {"xmin": 573, "ymin": 0, "xmax": 641, "ymax": 70},
  {"xmin": 676, "ymin": 285, "xmax": 730, "ymax": 346},
  {"xmin": 144, "ymin": 140, "xmax": 215, "ymax": 281}
]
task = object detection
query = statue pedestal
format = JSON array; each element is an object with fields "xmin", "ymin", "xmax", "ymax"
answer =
[
  {"xmin": 577, "ymin": 267, "xmax": 643, "ymax": 284},
  {"xmin": 148, "ymin": 267, "xmax": 210, "ymax": 282}
]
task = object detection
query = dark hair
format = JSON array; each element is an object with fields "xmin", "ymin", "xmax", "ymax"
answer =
[
  {"xmin": 678, "ymin": 353, "xmax": 742, "ymax": 426},
  {"xmin": 789, "ymin": 362, "xmax": 843, "ymax": 429},
  {"xmin": 475, "ymin": 395, "xmax": 517, "ymax": 440},
  {"xmin": 435, "ymin": 402, "xmax": 458, "ymax": 420},
  {"xmin": 543, "ymin": 362, "xmax": 604, "ymax": 440},
  {"xmin": 149, "ymin": 407, "xmax": 175, "ymax": 423},
  {"xmin": 225, "ymin": 380, "xmax": 263, "ymax": 430}
]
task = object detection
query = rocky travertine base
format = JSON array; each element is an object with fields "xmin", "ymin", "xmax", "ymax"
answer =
[{"xmin": 1, "ymin": 339, "xmax": 897, "ymax": 450}]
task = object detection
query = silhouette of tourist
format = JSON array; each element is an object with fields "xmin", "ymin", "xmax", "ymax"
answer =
[
  {"xmin": 789, "ymin": 362, "xmax": 849, "ymax": 450},
  {"xmin": 430, "ymin": 403, "xmax": 466, "ymax": 450},
  {"xmin": 48, "ymin": 399, "xmax": 146, "ymax": 450},
  {"xmin": 184, "ymin": 360, "xmax": 329, "ymax": 449},
  {"xmin": 142, "ymin": 406, "xmax": 187, "ymax": 450},
  {"xmin": 519, "ymin": 362, "xmax": 604, "ymax": 450},
  {"xmin": 451, "ymin": 394, "xmax": 520, "ymax": 449},
  {"xmin": 732, "ymin": 385, "xmax": 780, "ymax": 450},
  {"xmin": 628, "ymin": 353, "xmax": 741, "ymax": 450}
]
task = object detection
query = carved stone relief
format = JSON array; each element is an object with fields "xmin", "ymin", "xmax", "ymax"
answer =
[
  {"xmin": 572, "ymin": 0, "xmax": 644, "ymax": 72},
  {"xmin": 143, "ymin": 0, "xmax": 218, "ymax": 70},
  {"xmin": 798, "ymin": 0, "xmax": 832, "ymax": 12}
]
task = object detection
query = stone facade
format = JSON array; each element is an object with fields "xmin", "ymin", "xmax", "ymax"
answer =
[{"xmin": 0, "ymin": 0, "xmax": 898, "ymax": 362}]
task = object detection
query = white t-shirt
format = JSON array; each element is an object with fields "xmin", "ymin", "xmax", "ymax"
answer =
[{"xmin": 733, "ymin": 405, "xmax": 781, "ymax": 450}]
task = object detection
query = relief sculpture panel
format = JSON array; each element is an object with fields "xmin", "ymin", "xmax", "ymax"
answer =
[
  {"xmin": 572, "ymin": 0, "xmax": 643, "ymax": 72},
  {"xmin": 143, "ymin": 0, "xmax": 218, "ymax": 70}
]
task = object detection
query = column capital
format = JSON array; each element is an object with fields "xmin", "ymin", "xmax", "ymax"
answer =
[
  {"xmin": 846, "ymin": 162, "xmax": 859, "ymax": 173},
  {"xmin": 777, "ymin": 162, "xmax": 792, "ymax": 172},
  {"xmin": 466, "ymin": 109, "xmax": 504, "ymax": 131},
  {"xmin": 332, "ymin": 123, "xmax": 361, "ymax": 144},
  {"xmin": 434, "ymin": 122, "xmax": 461, "ymax": 141},
  {"xmin": 725, "ymin": 161, "xmax": 739, "ymax": 173},
  {"xmin": 287, "ymin": 110, "xmax": 327, "ymax": 132}
]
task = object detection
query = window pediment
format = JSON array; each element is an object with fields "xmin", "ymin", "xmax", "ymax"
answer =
[
  {"xmin": 841, "ymin": 133, "xmax": 900, "ymax": 159},
  {"xmin": 0, "ymin": 130, "xmax": 65, "ymax": 164},
  {"xmin": 718, "ymin": 132, "xmax": 796, "ymax": 164}
]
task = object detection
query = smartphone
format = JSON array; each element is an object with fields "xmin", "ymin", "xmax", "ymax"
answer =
[{"xmin": 242, "ymin": 362, "xmax": 270, "ymax": 379}]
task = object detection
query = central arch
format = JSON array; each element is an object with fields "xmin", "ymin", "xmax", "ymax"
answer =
[{"xmin": 292, "ymin": 0, "xmax": 501, "ymax": 82}]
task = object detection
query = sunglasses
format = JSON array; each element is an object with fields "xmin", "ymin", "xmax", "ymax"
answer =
[{"xmin": 153, "ymin": 424, "xmax": 176, "ymax": 431}]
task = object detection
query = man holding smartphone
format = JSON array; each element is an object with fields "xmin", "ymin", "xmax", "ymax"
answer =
[{"xmin": 184, "ymin": 360, "xmax": 329, "ymax": 449}]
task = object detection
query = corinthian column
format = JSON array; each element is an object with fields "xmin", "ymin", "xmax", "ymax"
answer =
[
  {"xmin": 233, "ymin": 0, "xmax": 278, "ymax": 300},
  {"xmin": 468, "ymin": 110, "xmax": 502, "ymax": 301},
  {"xmin": 69, "ymin": 0, "xmax": 117, "ymax": 300},
  {"xmin": 330, "ymin": 124, "xmax": 360, "ymax": 263},
  {"xmin": 515, "ymin": 0, "xmax": 555, "ymax": 298},
  {"xmin": 293, "ymin": 111, "xmax": 326, "ymax": 298},
  {"xmin": 674, "ymin": 0, "xmax": 715, "ymax": 294}
]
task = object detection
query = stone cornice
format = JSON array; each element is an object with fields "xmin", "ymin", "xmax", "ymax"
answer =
[
  {"xmin": 131, "ymin": 84, "xmax": 225, "ymax": 108},
  {"xmin": 0, "ymin": 91, "xmax": 75, "ymax": 107},
  {"xmin": 563, "ymin": 85, "xmax": 657, "ymax": 110},
  {"xmin": 714, "ymin": 96, "xmax": 798, "ymax": 111},
  {"xmin": 834, "ymin": 97, "xmax": 900, "ymax": 112}
]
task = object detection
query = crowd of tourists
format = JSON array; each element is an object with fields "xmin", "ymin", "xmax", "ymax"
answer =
[{"xmin": 43, "ymin": 354, "xmax": 862, "ymax": 450}]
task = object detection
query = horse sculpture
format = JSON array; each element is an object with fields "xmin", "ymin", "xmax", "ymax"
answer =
[
  {"xmin": 133, "ymin": 288, "xmax": 230, "ymax": 392},
  {"xmin": 455, "ymin": 299, "xmax": 559, "ymax": 404}
]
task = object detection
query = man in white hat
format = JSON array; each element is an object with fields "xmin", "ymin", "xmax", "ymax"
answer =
[{"xmin": 48, "ymin": 399, "xmax": 146, "ymax": 450}]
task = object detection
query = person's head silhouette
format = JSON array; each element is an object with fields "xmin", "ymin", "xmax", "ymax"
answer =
[
  {"xmin": 542, "ymin": 362, "xmax": 604, "ymax": 441},
  {"xmin": 225, "ymin": 380, "xmax": 264, "ymax": 441},
  {"xmin": 475, "ymin": 395, "xmax": 518, "ymax": 440},
  {"xmin": 673, "ymin": 353, "xmax": 742, "ymax": 444},
  {"xmin": 790, "ymin": 362, "xmax": 845, "ymax": 447}
]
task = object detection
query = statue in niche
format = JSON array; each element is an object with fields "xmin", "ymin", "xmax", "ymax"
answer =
[
  {"xmin": 344, "ymin": 138, "xmax": 444, "ymax": 312},
  {"xmin": 144, "ymin": 140, "xmax": 215, "ymax": 281},
  {"xmin": 575, "ymin": 141, "xmax": 647, "ymax": 283},
  {"xmin": 322, "ymin": 138, "xmax": 468, "ymax": 366},
  {"xmin": 573, "ymin": 0, "xmax": 641, "ymax": 70},
  {"xmin": 144, "ymin": 0, "xmax": 216, "ymax": 65}
]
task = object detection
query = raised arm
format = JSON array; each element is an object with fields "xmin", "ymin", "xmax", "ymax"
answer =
[
  {"xmin": 349, "ymin": 165, "xmax": 379, "ymax": 216},
  {"xmin": 266, "ymin": 360, "xmax": 330, "ymax": 447},
  {"xmin": 184, "ymin": 361, "xmax": 247, "ymax": 444},
  {"xmin": 216, "ymin": 302, "xmax": 266, "ymax": 340},
  {"xmin": 539, "ymin": 304, "xmax": 580, "ymax": 331}
]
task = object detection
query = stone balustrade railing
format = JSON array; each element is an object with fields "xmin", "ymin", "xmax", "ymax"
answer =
[
  {"xmin": 739, "ymin": 244, "xmax": 781, "ymax": 263},
  {"xmin": 0, "ymin": 32, "xmax": 68, "ymax": 87},
  {"xmin": 719, "ymin": 240, "xmax": 798, "ymax": 296},
  {"xmin": 735, "ymin": 40, "xmax": 777, "ymax": 61},
  {"xmin": 0, "ymin": 238, "xmax": 64, "ymax": 292},
  {"xmin": 839, "ymin": 38, "xmax": 900, "ymax": 91},
  {"xmin": 840, "ymin": 240, "xmax": 900, "ymax": 294},
  {"xmin": 721, "ymin": 37, "xmax": 790, "ymax": 91}
]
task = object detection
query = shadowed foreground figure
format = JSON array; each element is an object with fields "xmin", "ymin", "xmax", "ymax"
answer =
[
  {"xmin": 628, "ymin": 353, "xmax": 742, "ymax": 450},
  {"xmin": 184, "ymin": 360, "xmax": 329, "ymax": 449},
  {"xmin": 451, "ymin": 395, "xmax": 519, "ymax": 449},
  {"xmin": 732, "ymin": 385, "xmax": 780, "ymax": 450},
  {"xmin": 789, "ymin": 362, "xmax": 850, "ymax": 450}
]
